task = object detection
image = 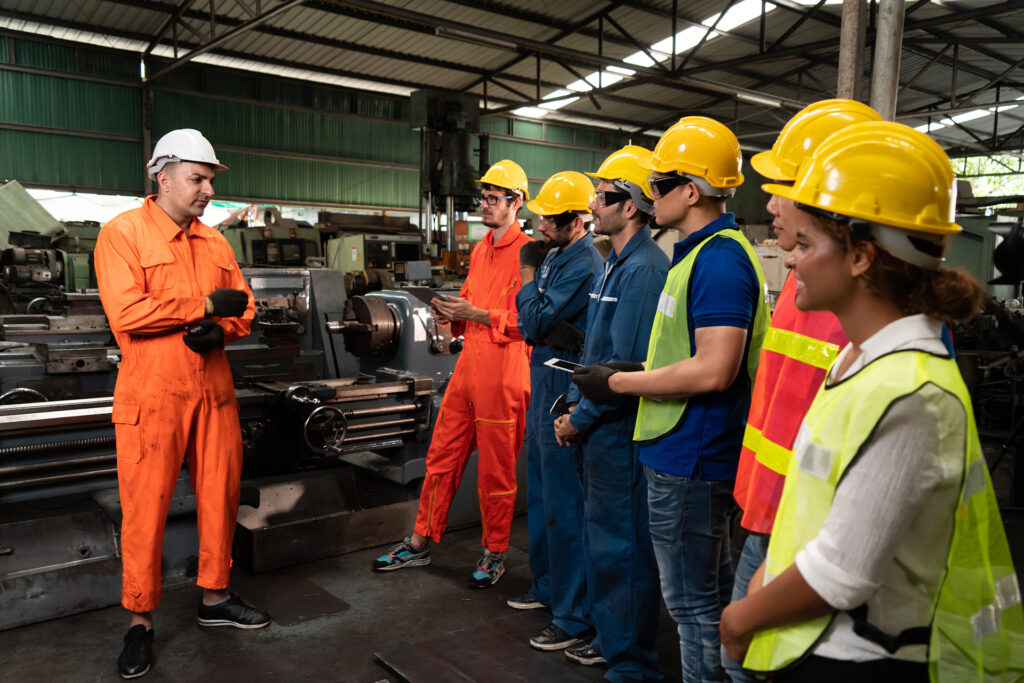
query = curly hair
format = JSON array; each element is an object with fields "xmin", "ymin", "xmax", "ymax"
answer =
[{"xmin": 814, "ymin": 216, "xmax": 983, "ymax": 323}]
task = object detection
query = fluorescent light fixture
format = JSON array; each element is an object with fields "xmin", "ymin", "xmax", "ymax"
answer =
[
  {"xmin": 540, "ymin": 96, "xmax": 581, "ymax": 111},
  {"xmin": 736, "ymin": 91, "xmax": 783, "ymax": 108},
  {"xmin": 513, "ymin": 106, "xmax": 548, "ymax": 119},
  {"xmin": 940, "ymin": 109, "xmax": 992, "ymax": 126},
  {"xmin": 651, "ymin": 26, "xmax": 717, "ymax": 55},
  {"xmin": 623, "ymin": 50, "xmax": 669, "ymax": 67},
  {"xmin": 435, "ymin": 26, "xmax": 517, "ymax": 51},
  {"xmin": 607, "ymin": 65, "xmax": 636, "ymax": 76},
  {"xmin": 914, "ymin": 121, "xmax": 947, "ymax": 132}
]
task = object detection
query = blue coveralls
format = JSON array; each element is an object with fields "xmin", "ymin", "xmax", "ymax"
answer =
[
  {"xmin": 566, "ymin": 226, "xmax": 669, "ymax": 681},
  {"xmin": 516, "ymin": 233, "xmax": 602, "ymax": 637}
]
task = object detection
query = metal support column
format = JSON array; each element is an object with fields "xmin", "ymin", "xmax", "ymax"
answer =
[
  {"xmin": 869, "ymin": 0, "xmax": 905, "ymax": 120},
  {"xmin": 837, "ymin": 0, "xmax": 867, "ymax": 101},
  {"xmin": 141, "ymin": 82, "xmax": 153, "ymax": 195}
]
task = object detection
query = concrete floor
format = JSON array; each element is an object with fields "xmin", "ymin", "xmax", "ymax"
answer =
[{"xmin": 0, "ymin": 516, "xmax": 683, "ymax": 683}]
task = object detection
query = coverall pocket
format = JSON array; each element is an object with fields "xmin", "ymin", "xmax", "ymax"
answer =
[
  {"xmin": 211, "ymin": 252, "xmax": 237, "ymax": 284},
  {"xmin": 140, "ymin": 249, "xmax": 175, "ymax": 291},
  {"xmin": 111, "ymin": 401, "xmax": 142, "ymax": 464}
]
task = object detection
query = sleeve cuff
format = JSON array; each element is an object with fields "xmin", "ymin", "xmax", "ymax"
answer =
[{"xmin": 795, "ymin": 537, "xmax": 880, "ymax": 611}]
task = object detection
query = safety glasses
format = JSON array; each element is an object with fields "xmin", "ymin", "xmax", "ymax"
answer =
[
  {"xmin": 648, "ymin": 174, "xmax": 692, "ymax": 199},
  {"xmin": 594, "ymin": 190, "xmax": 631, "ymax": 208}
]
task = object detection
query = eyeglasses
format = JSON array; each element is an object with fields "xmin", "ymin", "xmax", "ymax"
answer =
[
  {"xmin": 648, "ymin": 174, "xmax": 691, "ymax": 199},
  {"xmin": 475, "ymin": 194, "xmax": 516, "ymax": 206},
  {"xmin": 594, "ymin": 190, "xmax": 631, "ymax": 208}
]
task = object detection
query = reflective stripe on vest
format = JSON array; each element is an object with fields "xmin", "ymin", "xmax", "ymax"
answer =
[
  {"xmin": 633, "ymin": 228, "xmax": 769, "ymax": 442},
  {"xmin": 743, "ymin": 350, "xmax": 1024, "ymax": 680},
  {"xmin": 761, "ymin": 327, "xmax": 840, "ymax": 371},
  {"xmin": 734, "ymin": 275, "xmax": 847, "ymax": 535}
]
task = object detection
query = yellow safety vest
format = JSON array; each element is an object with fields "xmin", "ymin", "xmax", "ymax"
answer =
[
  {"xmin": 743, "ymin": 350, "xmax": 1024, "ymax": 681},
  {"xmin": 634, "ymin": 228, "xmax": 768, "ymax": 442}
]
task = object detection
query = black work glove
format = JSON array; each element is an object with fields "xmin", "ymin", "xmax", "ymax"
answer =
[
  {"xmin": 599, "ymin": 360, "xmax": 644, "ymax": 373},
  {"xmin": 544, "ymin": 321, "xmax": 585, "ymax": 353},
  {"xmin": 182, "ymin": 319, "xmax": 225, "ymax": 354},
  {"xmin": 519, "ymin": 239, "xmax": 555, "ymax": 270},
  {"xmin": 571, "ymin": 364, "xmax": 619, "ymax": 404},
  {"xmin": 207, "ymin": 288, "xmax": 249, "ymax": 317}
]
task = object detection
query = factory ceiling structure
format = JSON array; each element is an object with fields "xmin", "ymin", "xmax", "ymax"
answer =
[{"xmin": 1, "ymin": 0, "xmax": 1024, "ymax": 160}]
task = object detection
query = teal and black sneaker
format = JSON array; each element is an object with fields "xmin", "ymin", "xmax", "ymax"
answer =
[
  {"xmin": 372, "ymin": 538, "xmax": 431, "ymax": 572},
  {"xmin": 468, "ymin": 549, "xmax": 506, "ymax": 589}
]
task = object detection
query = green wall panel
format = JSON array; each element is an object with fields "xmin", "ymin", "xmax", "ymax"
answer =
[
  {"xmin": 488, "ymin": 138, "xmax": 605, "ymax": 183},
  {"xmin": 152, "ymin": 91, "xmax": 418, "ymax": 165},
  {"xmin": 0, "ymin": 71, "xmax": 139, "ymax": 135},
  {"xmin": 546, "ymin": 124, "xmax": 573, "ymax": 144},
  {"xmin": 81, "ymin": 51, "xmax": 139, "ymax": 82},
  {"xmin": 513, "ymin": 119, "xmax": 544, "ymax": 141},
  {"xmin": 0, "ymin": 129, "xmax": 143, "ymax": 192},
  {"xmin": 480, "ymin": 117, "xmax": 508, "ymax": 135},
  {"xmin": 213, "ymin": 150, "xmax": 418, "ymax": 208},
  {"xmin": 14, "ymin": 40, "xmax": 76, "ymax": 72}
]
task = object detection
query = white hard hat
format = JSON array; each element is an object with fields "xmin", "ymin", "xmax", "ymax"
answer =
[{"xmin": 147, "ymin": 128, "xmax": 228, "ymax": 179}]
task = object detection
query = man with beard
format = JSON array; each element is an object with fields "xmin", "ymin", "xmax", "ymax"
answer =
[
  {"xmin": 553, "ymin": 147, "xmax": 668, "ymax": 680},
  {"xmin": 510, "ymin": 171, "xmax": 602, "ymax": 653},
  {"xmin": 373, "ymin": 160, "xmax": 533, "ymax": 589}
]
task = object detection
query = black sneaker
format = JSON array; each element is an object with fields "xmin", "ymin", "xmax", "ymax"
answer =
[
  {"xmin": 117, "ymin": 625, "xmax": 153, "ymax": 679},
  {"xmin": 529, "ymin": 623, "xmax": 584, "ymax": 651},
  {"xmin": 507, "ymin": 592, "xmax": 546, "ymax": 610},
  {"xmin": 565, "ymin": 641, "xmax": 606, "ymax": 666},
  {"xmin": 197, "ymin": 593, "xmax": 270, "ymax": 629}
]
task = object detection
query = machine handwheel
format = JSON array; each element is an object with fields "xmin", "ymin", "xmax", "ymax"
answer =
[{"xmin": 303, "ymin": 404, "xmax": 349, "ymax": 455}]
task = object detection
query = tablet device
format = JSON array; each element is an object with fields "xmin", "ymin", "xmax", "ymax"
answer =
[
  {"xmin": 543, "ymin": 358, "xmax": 582, "ymax": 373},
  {"xmin": 404, "ymin": 286, "xmax": 446, "ymax": 306}
]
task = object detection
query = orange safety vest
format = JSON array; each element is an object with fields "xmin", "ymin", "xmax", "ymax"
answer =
[{"xmin": 733, "ymin": 272, "xmax": 847, "ymax": 534}]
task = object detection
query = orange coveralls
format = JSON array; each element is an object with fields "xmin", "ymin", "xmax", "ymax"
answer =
[
  {"xmin": 95, "ymin": 197, "xmax": 254, "ymax": 613},
  {"xmin": 414, "ymin": 222, "xmax": 533, "ymax": 552}
]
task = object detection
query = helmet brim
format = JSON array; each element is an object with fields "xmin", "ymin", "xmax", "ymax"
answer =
[{"xmin": 751, "ymin": 151, "xmax": 787, "ymax": 182}]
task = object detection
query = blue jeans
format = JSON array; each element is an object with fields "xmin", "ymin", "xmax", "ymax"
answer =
[
  {"xmin": 723, "ymin": 533, "xmax": 770, "ymax": 682},
  {"xmin": 645, "ymin": 465, "xmax": 735, "ymax": 683}
]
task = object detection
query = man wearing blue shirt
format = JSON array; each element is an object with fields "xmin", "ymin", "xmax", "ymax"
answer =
[
  {"xmin": 514, "ymin": 171, "xmax": 603, "ymax": 652},
  {"xmin": 572, "ymin": 118, "xmax": 768, "ymax": 682},
  {"xmin": 553, "ymin": 146, "xmax": 668, "ymax": 681}
]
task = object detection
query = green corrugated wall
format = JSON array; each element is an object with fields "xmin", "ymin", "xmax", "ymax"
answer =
[{"xmin": 0, "ymin": 33, "xmax": 683, "ymax": 213}]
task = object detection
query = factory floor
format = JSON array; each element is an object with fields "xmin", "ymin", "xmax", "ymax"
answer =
[{"xmin": 0, "ymin": 516, "xmax": 684, "ymax": 683}]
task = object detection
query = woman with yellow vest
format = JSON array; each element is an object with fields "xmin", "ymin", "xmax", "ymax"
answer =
[{"xmin": 719, "ymin": 121, "xmax": 1024, "ymax": 682}]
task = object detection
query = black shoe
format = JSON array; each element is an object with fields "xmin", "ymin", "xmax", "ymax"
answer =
[
  {"xmin": 529, "ymin": 623, "xmax": 584, "ymax": 651},
  {"xmin": 117, "ymin": 625, "xmax": 153, "ymax": 679},
  {"xmin": 565, "ymin": 641, "xmax": 606, "ymax": 666},
  {"xmin": 507, "ymin": 592, "xmax": 546, "ymax": 610},
  {"xmin": 198, "ymin": 593, "xmax": 270, "ymax": 629}
]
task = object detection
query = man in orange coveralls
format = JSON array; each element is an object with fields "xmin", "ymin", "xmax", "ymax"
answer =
[
  {"xmin": 95, "ymin": 129, "xmax": 269, "ymax": 680},
  {"xmin": 372, "ymin": 159, "xmax": 533, "ymax": 588}
]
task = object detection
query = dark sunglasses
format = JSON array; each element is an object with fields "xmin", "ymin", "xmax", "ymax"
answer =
[{"xmin": 648, "ymin": 174, "xmax": 692, "ymax": 199}]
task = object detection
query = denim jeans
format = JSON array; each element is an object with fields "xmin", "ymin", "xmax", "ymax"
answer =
[
  {"xmin": 723, "ymin": 533, "xmax": 770, "ymax": 682},
  {"xmin": 645, "ymin": 465, "xmax": 735, "ymax": 683}
]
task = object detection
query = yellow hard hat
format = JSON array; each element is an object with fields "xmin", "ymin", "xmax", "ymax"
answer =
[
  {"xmin": 526, "ymin": 171, "xmax": 595, "ymax": 215},
  {"xmin": 586, "ymin": 145, "xmax": 655, "ymax": 201},
  {"xmin": 476, "ymin": 159, "xmax": 530, "ymax": 201},
  {"xmin": 752, "ymin": 99, "xmax": 883, "ymax": 181},
  {"xmin": 764, "ymin": 121, "xmax": 961, "ymax": 235},
  {"xmin": 641, "ymin": 116, "xmax": 744, "ymax": 189}
]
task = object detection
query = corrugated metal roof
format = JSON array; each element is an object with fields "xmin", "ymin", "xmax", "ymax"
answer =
[{"xmin": 2, "ymin": 0, "xmax": 1024, "ymax": 155}]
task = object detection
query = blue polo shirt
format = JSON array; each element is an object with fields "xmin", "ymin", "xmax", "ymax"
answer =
[{"xmin": 638, "ymin": 213, "xmax": 760, "ymax": 481}]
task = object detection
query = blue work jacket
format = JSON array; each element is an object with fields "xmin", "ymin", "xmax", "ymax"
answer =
[
  {"xmin": 566, "ymin": 225, "xmax": 669, "ymax": 432},
  {"xmin": 516, "ymin": 232, "xmax": 603, "ymax": 368}
]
